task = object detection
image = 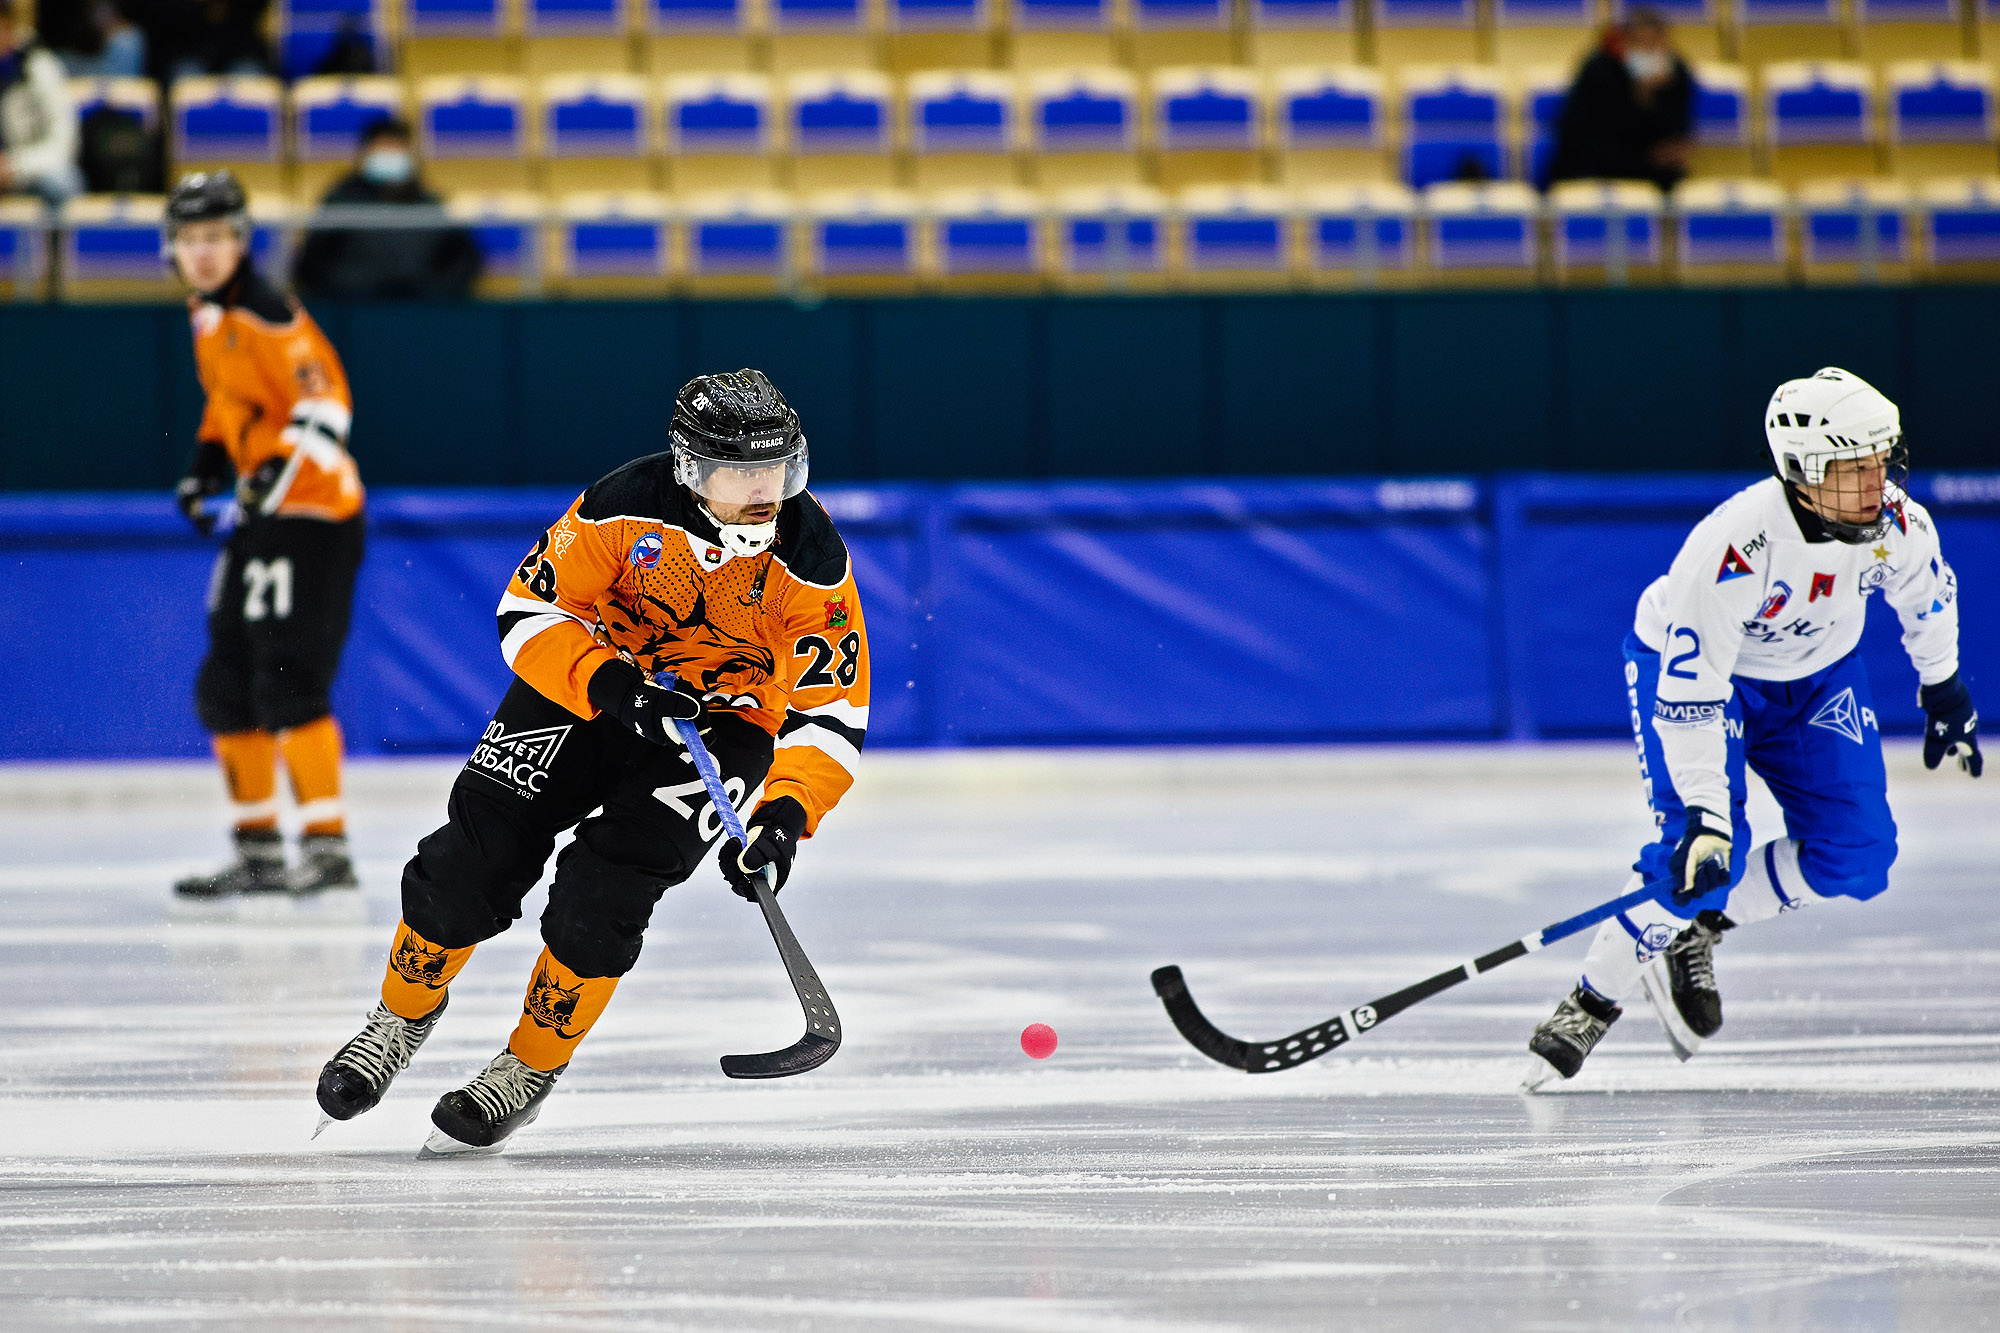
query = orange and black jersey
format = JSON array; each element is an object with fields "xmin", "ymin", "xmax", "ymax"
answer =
[
  {"xmin": 189, "ymin": 266, "xmax": 361, "ymax": 522},
  {"xmin": 497, "ymin": 456, "xmax": 869, "ymax": 835}
]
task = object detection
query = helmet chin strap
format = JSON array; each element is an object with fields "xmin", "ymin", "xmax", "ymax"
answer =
[{"xmin": 697, "ymin": 497, "xmax": 778, "ymax": 557}]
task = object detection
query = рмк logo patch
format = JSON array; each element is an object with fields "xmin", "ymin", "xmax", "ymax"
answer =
[
  {"xmin": 1716, "ymin": 545, "xmax": 1755, "ymax": 582},
  {"xmin": 1808, "ymin": 687, "xmax": 1867, "ymax": 745},
  {"xmin": 629, "ymin": 532, "xmax": 664, "ymax": 569},
  {"xmin": 466, "ymin": 721, "xmax": 572, "ymax": 798}
]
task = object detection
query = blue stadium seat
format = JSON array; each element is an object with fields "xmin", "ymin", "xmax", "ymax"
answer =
[
  {"xmin": 930, "ymin": 187, "xmax": 1043, "ymax": 278},
  {"xmin": 908, "ymin": 70, "xmax": 1020, "ymax": 188},
  {"xmin": 291, "ymin": 76, "xmax": 404, "ymax": 198},
  {"xmin": 1027, "ymin": 68, "xmax": 1142, "ymax": 186},
  {"xmin": 809, "ymin": 190, "xmax": 920, "ymax": 282},
  {"xmin": 787, "ymin": 70, "xmax": 897, "ymax": 190},
  {"xmin": 527, "ymin": 0, "xmax": 624, "ymax": 35},
  {"xmin": 542, "ymin": 74, "xmax": 653, "ymax": 191},
  {"xmin": 0, "ymin": 199, "xmax": 47, "ymax": 299},
  {"xmin": 1300, "ymin": 181, "xmax": 1416, "ymax": 283},
  {"xmin": 1799, "ymin": 179, "xmax": 1912, "ymax": 278},
  {"xmin": 1765, "ymin": 61, "xmax": 1880, "ymax": 185},
  {"xmin": 1689, "ymin": 62, "xmax": 1752, "ymax": 175},
  {"xmin": 1674, "ymin": 178, "xmax": 1790, "ymax": 279},
  {"xmin": 1887, "ymin": 61, "xmax": 1997, "ymax": 177},
  {"xmin": 1919, "ymin": 177, "xmax": 2000, "ymax": 270},
  {"xmin": 1492, "ymin": 0, "xmax": 1595, "ymax": 67},
  {"xmin": 59, "ymin": 195, "xmax": 173, "ymax": 297},
  {"xmin": 419, "ymin": 76, "xmax": 533, "ymax": 192},
  {"xmin": 1517, "ymin": 64, "xmax": 1567, "ymax": 189},
  {"xmin": 67, "ymin": 76, "xmax": 158, "ymax": 135},
  {"xmin": 1737, "ymin": 0, "xmax": 1844, "ymax": 63},
  {"xmin": 1373, "ymin": 0, "xmax": 1478, "ymax": 67},
  {"xmin": 170, "ymin": 77, "xmax": 283, "ymax": 196},
  {"xmin": 664, "ymin": 73, "xmax": 778, "ymax": 191},
  {"xmin": 407, "ymin": 0, "xmax": 508, "ymax": 35},
  {"xmin": 556, "ymin": 193, "xmax": 672, "ymax": 288},
  {"xmin": 277, "ymin": 0, "xmax": 383, "ymax": 80},
  {"xmin": 446, "ymin": 192, "xmax": 544, "ymax": 290},
  {"xmin": 1548, "ymin": 180, "xmax": 1664, "ymax": 280},
  {"xmin": 683, "ymin": 190, "xmax": 794, "ymax": 281},
  {"xmin": 1052, "ymin": 184, "xmax": 1167, "ymax": 284},
  {"xmin": 1612, "ymin": 0, "xmax": 1720, "ymax": 59},
  {"xmin": 1272, "ymin": 65, "xmax": 1386, "ymax": 183},
  {"xmin": 1399, "ymin": 66, "xmax": 1508, "ymax": 189},
  {"xmin": 1246, "ymin": 0, "xmax": 1357, "ymax": 68},
  {"xmin": 1422, "ymin": 181, "xmax": 1538, "ymax": 279},
  {"xmin": 1178, "ymin": 184, "xmax": 1293, "ymax": 284},
  {"xmin": 1152, "ymin": 66, "xmax": 1263, "ymax": 189}
]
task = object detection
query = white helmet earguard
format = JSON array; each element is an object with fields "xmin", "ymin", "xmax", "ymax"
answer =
[{"xmin": 1764, "ymin": 367, "xmax": 1902, "ymax": 486}]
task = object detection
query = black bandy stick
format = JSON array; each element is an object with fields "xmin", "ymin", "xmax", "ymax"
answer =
[
  {"xmin": 658, "ymin": 672, "xmax": 841, "ymax": 1079},
  {"xmin": 1153, "ymin": 882, "xmax": 1656, "ymax": 1073}
]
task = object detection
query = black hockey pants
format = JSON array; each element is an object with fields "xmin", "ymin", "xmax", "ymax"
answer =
[
  {"xmin": 402, "ymin": 677, "xmax": 773, "ymax": 979},
  {"xmin": 196, "ymin": 515, "xmax": 364, "ymax": 734}
]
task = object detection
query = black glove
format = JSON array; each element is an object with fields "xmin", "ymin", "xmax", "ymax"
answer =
[
  {"xmin": 1920, "ymin": 674, "xmax": 1982, "ymax": 778},
  {"xmin": 1667, "ymin": 806, "xmax": 1733, "ymax": 906},
  {"xmin": 587, "ymin": 658, "xmax": 702, "ymax": 745},
  {"xmin": 174, "ymin": 441, "xmax": 231, "ymax": 536},
  {"xmin": 235, "ymin": 456, "xmax": 287, "ymax": 516},
  {"xmin": 720, "ymin": 796, "xmax": 809, "ymax": 901}
]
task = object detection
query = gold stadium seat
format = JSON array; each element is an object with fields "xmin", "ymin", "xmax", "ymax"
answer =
[
  {"xmin": 784, "ymin": 70, "xmax": 899, "ymax": 193},
  {"xmin": 1853, "ymin": 0, "xmax": 1968, "ymax": 70},
  {"xmin": 1173, "ymin": 183, "xmax": 1298, "ymax": 290},
  {"xmin": 1421, "ymin": 180, "xmax": 1542, "ymax": 287},
  {"xmin": 1271, "ymin": 65, "xmax": 1394, "ymax": 184},
  {"xmin": 1672, "ymin": 177, "xmax": 1794, "ymax": 283},
  {"xmin": 1548, "ymin": 179, "xmax": 1669, "ymax": 284},
  {"xmin": 1490, "ymin": 0, "xmax": 1598, "ymax": 69},
  {"xmin": 539, "ymin": 74, "xmax": 658, "ymax": 193},
  {"xmin": 1149, "ymin": 66, "xmax": 1267, "ymax": 190},
  {"xmin": 0, "ymin": 199, "xmax": 50, "ymax": 301},
  {"xmin": 677, "ymin": 188, "xmax": 798, "ymax": 294},
  {"xmin": 905, "ymin": 70, "xmax": 1026, "ymax": 189},
  {"xmin": 645, "ymin": 0, "xmax": 759, "ymax": 73},
  {"xmin": 1916, "ymin": 174, "xmax": 2000, "ymax": 278},
  {"xmin": 1128, "ymin": 0, "xmax": 1237, "ymax": 73},
  {"xmin": 1024, "ymin": 67, "xmax": 1145, "ymax": 188},
  {"xmin": 521, "ymin": 0, "xmax": 638, "ymax": 75},
  {"xmin": 1299, "ymin": 180, "xmax": 1420, "ymax": 286},
  {"xmin": 1009, "ymin": 0, "xmax": 1120, "ymax": 70},
  {"xmin": 58, "ymin": 195, "xmax": 176, "ymax": 302},
  {"xmin": 402, "ymin": 0, "xmax": 523, "ymax": 75},
  {"xmin": 1245, "ymin": 0, "xmax": 1359, "ymax": 69},
  {"xmin": 767, "ymin": 0, "xmax": 881, "ymax": 72},
  {"xmin": 446, "ymin": 191, "xmax": 549, "ymax": 295},
  {"xmin": 1369, "ymin": 0, "xmax": 1479, "ymax": 69},
  {"xmin": 926, "ymin": 185, "xmax": 1047, "ymax": 290},
  {"xmin": 169, "ymin": 76, "xmax": 287, "ymax": 197},
  {"xmin": 1763, "ymin": 61, "xmax": 1884, "ymax": 187},
  {"xmin": 663, "ymin": 72, "xmax": 782, "ymax": 192},
  {"xmin": 551, "ymin": 190, "xmax": 676, "ymax": 294},
  {"xmin": 1734, "ymin": 0, "xmax": 1850, "ymax": 64},
  {"xmin": 418, "ymin": 76, "xmax": 537, "ymax": 194},
  {"xmin": 1050, "ymin": 182, "xmax": 1171, "ymax": 289},
  {"xmin": 1885, "ymin": 61, "xmax": 2000, "ymax": 179},
  {"xmin": 1690, "ymin": 61, "xmax": 1757, "ymax": 179},
  {"xmin": 884, "ymin": 0, "xmax": 1000, "ymax": 72},
  {"xmin": 804, "ymin": 187, "xmax": 924, "ymax": 293}
]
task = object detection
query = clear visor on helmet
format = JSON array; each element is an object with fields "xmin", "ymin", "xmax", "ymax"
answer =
[{"xmin": 675, "ymin": 447, "xmax": 809, "ymax": 507}]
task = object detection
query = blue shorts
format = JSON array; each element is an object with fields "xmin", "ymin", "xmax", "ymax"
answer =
[{"xmin": 1623, "ymin": 632, "xmax": 1898, "ymax": 918}]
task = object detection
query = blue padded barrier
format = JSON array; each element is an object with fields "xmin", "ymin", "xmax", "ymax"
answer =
[{"xmin": 1, "ymin": 474, "xmax": 1993, "ymax": 759}]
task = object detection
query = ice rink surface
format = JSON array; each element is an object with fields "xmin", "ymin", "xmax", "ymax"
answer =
[{"xmin": 2, "ymin": 743, "xmax": 1997, "ymax": 1331}]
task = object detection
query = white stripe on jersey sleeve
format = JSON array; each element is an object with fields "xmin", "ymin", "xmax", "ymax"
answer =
[
  {"xmin": 797, "ymin": 697, "xmax": 869, "ymax": 728},
  {"xmin": 775, "ymin": 725, "xmax": 861, "ymax": 778}
]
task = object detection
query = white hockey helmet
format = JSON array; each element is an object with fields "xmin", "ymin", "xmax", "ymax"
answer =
[{"xmin": 1763, "ymin": 367, "xmax": 1902, "ymax": 486}]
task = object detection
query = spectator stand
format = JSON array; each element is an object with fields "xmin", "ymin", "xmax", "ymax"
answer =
[
  {"xmin": 1129, "ymin": 0, "xmax": 1236, "ymax": 73},
  {"xmin": 1051, "ymin": 182, "xmax": 1169, "ymax": 288},
  {"xmin": 1025, "ymin": 66, "xmax": 1143, "ymax": 187},
  {"xmin": 1885, "ymin": 60, "xmax": 1999, "ymax": 179},
  {"xmin": 1798, "ymin": 176, "xmax": 1914, "ymax": 282},
  {"xmin": 929, "ymin": 185, "xmax": 1044, "ymax": 288},
  {"xmin": 1300, "ymin": 178, "xmax": 1418, "ymax": 286},
  {"xmin": 1010, "ymin": 0, "xmax": 1119, "ymax": 70},
  {"xmin": 171, "ymin": 76, "xmax": 286, "ymax": 196},
  {"xmin": 1549, "ymin": 177, "xmax": 1665, "ymax": 283},
  {"xmin": 292, "ymin": 76, "xmax": 406, "ymax": 200},
  {"xmin": 402, "ymin": 0, "xmax": 522, "ymax": 76},
  {"xmin": 645, "ymin": 0, "xmax": 757, "ymax": 75},
  {"xmin": 540, "ymin": 72, "xmax": 655, "ymax": 192},
  {"xmin": 906, "ymin": 69, "xmax": 1021, "ymax": 189},
  {"xmin": 1852, "ymin": 0, "xmax": 1966, "ymax": 69},
  {"xmin": 278, "ymin": 0, "xmax": 387, "ymax": 81},
  {"xmin": 1422, "ymin": 179, "xmax": 1541, "ymax": 282},
  {"xmin": 1150, "ymin": 64, "xmax": 1264, "ymax": 189},
  {"xmin": 1176, "ymin": 182, "xmax": 1294, "ymax": 286},
  {"xmin": 1271, "ymin": 64, "xmax": 1390, "ymax": 184},
  {"xmin": 1491, "ymin": 0, "xmax": 1600, "ymax": 69},
  {"xmin": 1247, "ymin": 0, "xmax": 1358, "ymax": 68},
  {"xmin": 885, "ymin": 0, "xmax": 997, "ymax": 74},
  {"xmin": 1399, "ymin": 64, "xmax": 1507, "ymax": 188},
  {"xmin": 663, "ymin": 72, "xmax": 779, "ymax": 192},
  {"xmin": 680, "ymin": 188, "xmax": 795, "ymax": 293},
  {"xmin": 1371, "ymin": 0, "xmax": 1479, "ymax": 68},
  {"xmin": 1689, "ymin": 60, "xmax": 1753, "ymax": 177}
]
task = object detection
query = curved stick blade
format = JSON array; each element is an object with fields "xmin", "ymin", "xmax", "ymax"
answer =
[
  {"xmin": 721, "ymin": 1031, "xmax": 840, "ymax": 1080},
  {"xmin": 1151, "ymin": 966, "xmax": 1254, "ymax": 1071}
]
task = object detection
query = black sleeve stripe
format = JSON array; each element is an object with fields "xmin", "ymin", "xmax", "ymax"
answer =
[
  {"xmin": 497, "ymin": 609, "xmax": 536, "ymax": 641},
  {"xmin": 778, "ymin": 710, "xmax": 867, "ymax": 751}
]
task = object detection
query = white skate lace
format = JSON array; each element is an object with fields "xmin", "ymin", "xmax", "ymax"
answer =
[
  {"xmin": 1671, "ymin": 927, "xmax": 1719, "ymax": 992},
  {"xmin": 338, "ymin": 1003, "xmax": 431, "ymax": 1085},
  {"xmin": 1545, "ymin": 997, "xmax": 1610, "ymax": 1046},
  {"xmin": 460, "ymin": 1054, "xmax": 550, "ymax": 1121}
]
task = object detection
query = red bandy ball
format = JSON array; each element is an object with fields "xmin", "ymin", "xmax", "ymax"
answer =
[{"xmin": 1020, "ymin": 1023, "xmax": 1058, "ymax": 1060}]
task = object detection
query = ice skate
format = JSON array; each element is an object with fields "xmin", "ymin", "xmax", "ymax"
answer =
[
  {"xmin": 1641, "ymin": 913, "xmax": 1728, "ymax": 1061},
  {"xmin": 419, "ymin": 1051, "xmax": 563, "ymax": 1159},
  {"xmin": 315, "ymin": 996, "xmax": 449, "ymax": 1136},
  {"xmin": 282, "ymin": 832, "xmax": 366, "ymax": 922},
  {"xmin": 1522, "ymin": 987, "xmax": 1621, "ymax": 1092},
  {"xmin": 170, "ymin": 827, "xmax": 287, "ymax": 915}
]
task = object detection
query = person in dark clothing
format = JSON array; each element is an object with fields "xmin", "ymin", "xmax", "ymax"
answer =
[
  {"xmin": 143, "ymin": 0, "xmax": 272, "ymax": 80},
  {"xmin": 293, "ymin": 117, "xmax": 482, "ymax": 301},
  {"xmin": 1546, "ymin": 9, "xmax": 1695, "ymax": 192}
]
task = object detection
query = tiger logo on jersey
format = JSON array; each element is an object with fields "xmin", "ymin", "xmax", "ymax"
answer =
[
  {"xmin": 391, "ymin": 930, "xmax": 453, "ymax": 988},
  {"xmin": 524, "ymin": 962, "xmax": 583, "ymax": 1036}
]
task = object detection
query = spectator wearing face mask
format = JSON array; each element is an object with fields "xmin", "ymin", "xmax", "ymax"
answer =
[
  {"xmin": 0, "ymin": 0, "xmax": 84, "ymax": 204},
  {"xmin": 1545, "ymin": 8, "xmax": 1695, "ymax": 192},
  {"xmin": 293, "ymin": 116, "xmax": 483, "ymax": 301}
]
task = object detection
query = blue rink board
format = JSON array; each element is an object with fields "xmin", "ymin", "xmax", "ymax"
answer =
[{"xmin": 1, "ymin": 474, "xmax": 1992, "ymax": 759}]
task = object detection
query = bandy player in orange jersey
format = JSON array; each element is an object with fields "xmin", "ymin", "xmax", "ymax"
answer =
[
  {"xmin": 164, "ymin": 172, "xmax": 367, "ymax": 910},
  {"xmin": 315, "ymin": 369, "xmax": 869, "ymax": 1154}
]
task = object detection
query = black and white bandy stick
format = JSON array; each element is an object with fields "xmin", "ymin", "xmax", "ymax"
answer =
[
  {"xmin": 656, "ymin": 671, "xmax": 840, "ymax": 1079},
  {"xmin": 1152, "ymin": 882, "xmax": 1656, "ymax": 1073}
]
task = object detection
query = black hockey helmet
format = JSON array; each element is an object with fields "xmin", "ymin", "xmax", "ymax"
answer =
[
  {"xmin": 164, "ymin": 170, "xmax": 249, "ymax": 242},
  {"xmin": 670, "ymin": 369, "xmax": 809, "ymax": 507}
]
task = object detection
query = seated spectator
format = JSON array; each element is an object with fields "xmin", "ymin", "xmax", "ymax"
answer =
[
  {"xmin": 1546, "ymin": 9, "xmax": 1694, "ymax": 192},
  {"xmin": 0, "ymin": 0, "xmax": 84, "ymax": 204},
  {"xmin": 40, "ymin": 0, "xmax": 146, "ymax": 77},
  {"xmin": 294, "ymin": 117, "xmax": 483, "ymax": 301}
]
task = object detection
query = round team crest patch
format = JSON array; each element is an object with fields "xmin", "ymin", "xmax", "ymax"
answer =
[{"xmin": 629, "ymin": 532, "xmax": 664, "ymax": 569}]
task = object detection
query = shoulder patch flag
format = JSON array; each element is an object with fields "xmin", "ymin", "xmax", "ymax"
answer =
[{"xmin": 1716, "ymin": 545, "xmax": 1755, "ymax": 583}]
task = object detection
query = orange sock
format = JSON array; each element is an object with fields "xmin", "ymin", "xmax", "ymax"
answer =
[
  {"xmin": 280, "ymin": 716, "xmax": 346, "ymax": 836},
  {"xmin": 213, "ymin": 730, "xmax": 279, "ymax": 831},
  {"xmin": 507, "ymin": 949, "xmax": 620, "ymax": 1072},
  {"xmin": 380, "ymin": 920, "xmax": 475, "ymax": 1021}
]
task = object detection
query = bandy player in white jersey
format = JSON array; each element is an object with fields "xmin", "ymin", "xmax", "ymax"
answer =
[{"xmin": 1524, "ymin": 367, "xmax": 1982, "ymax": 1089}]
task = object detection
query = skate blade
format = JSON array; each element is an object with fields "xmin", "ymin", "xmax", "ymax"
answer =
[
  {"xmin": 312, "ymin": 1112, "xmax": 334, "ymax": 1141},
  {"xmin": 417, "ymin": 1127, "xmax": 505, "ymax": 1160},
  {"xmin": 1519, "ymin": 1054, "xmax": 1565, "ymax": 1094},
  {"xmin": 1640, "ymin": 962, "xmax": 1703, "ymax": 1063},
  {"xmin": 167, "ymin": 889, "xmax": 367, "ymax": 927}
]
